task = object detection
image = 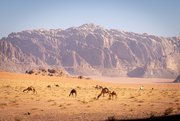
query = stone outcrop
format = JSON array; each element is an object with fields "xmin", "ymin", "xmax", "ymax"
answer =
[
  {"xmin": 174, "ymin": 75, "xmax": 180, "ymax": 83},
  {"xmin": 25, "ymin": 68, "xmax": 69, "ymax": 77},
  {"xmin": 0, "ymin": 23, "xmax": 180, "ymax": 78}
]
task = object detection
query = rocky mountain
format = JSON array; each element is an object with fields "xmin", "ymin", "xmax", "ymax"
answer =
[
  {"xmin": 174, "ymin": 75, "xmax": 180, "ymax": 83},
  {"xmin": 0, "ymin": 23, "xmax": 180, "ymax": 78}
]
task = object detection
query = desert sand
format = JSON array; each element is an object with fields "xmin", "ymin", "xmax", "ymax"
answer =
[{"xmin": 0, "ymin": 71, "xmax": 179, "ymax": 121}]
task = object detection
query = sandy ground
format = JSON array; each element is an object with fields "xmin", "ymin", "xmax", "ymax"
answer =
[{"xmin": 0, "ymin": 71, "xmax": 179, "ymax": 121}]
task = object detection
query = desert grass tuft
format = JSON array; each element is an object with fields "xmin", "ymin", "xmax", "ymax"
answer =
[
  {"xmin": 106, "ymin": 116, "xmax": 116, "ymax": 121},
  {"xmin": 47, "ymin": 99, "xmax": 54, "ymax": 102},
  {"xmin": 14, "ymin": 116, "xmax": 23, "ymax": 121},
  {"xmin": 149, "ymin": 111, "xmax": 156, "ymax": 118},
  {"xmin": 129, "ymin": 96, "xmax": 135, "ymax": 99},
  {"xmin": 164, "ymin": 107, "xmax": 174, "ymax": 116}
]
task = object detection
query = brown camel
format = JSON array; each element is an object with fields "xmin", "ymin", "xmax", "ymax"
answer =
[
  {"xmin": 109, "ymin": 91, "xmax": 117, "ymax": 99},
  {"xmin": 69, "ymin": 89, "xmax": 77, "ymax": 97},
  {"xmin": 95, "ymin": 85, "xmax": 103, "ymax": 89},
  {"xmin": 97, "ymin": 87, "xmax": 109, "ymax": 99},
  {"xmin": 23, "ymin": 86, "xmax": 37, "ymax": 94}
]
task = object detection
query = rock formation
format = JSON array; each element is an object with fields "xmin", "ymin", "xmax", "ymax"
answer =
[
  {"xmin": 0, "ymin": 23, "xmax": 180, "ymax": 78},
  {"xmin": 25, "ymin": 68, "xmax": 69, "ymax": 77},
  {"xmin": 174, "ymin": 75, "xmax": 180, "ymax": 83}
]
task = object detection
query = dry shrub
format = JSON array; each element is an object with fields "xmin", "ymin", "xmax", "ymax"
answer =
[
  {"xmin": 47, "ymin": 85, "xmax": 51, "ymax": 88},
  {"xmin": 174, "ymin": 99, "xmax": 179, "ymax": 102},
  {"xmin": 48, "ymin": 73, "xmax": 53, "ymax": 76},
  {"xmin": 137, "ymin": 104, "xmax": 141, "ymax": 106},
  {"xmin": 26, "ymin": 70, "xmax": 34, "ymax": 74},
  {"xmin": 55, "ymin": 84, "xmax": 59, "ymax": 87},
  {"xmin": 4, "ymin": 85, "xmax": 11, "ymax": 88},
  {"xmin": 14, "ymin": 116, "xmax": 23, "ymax": 121},
  {"xmin": 59, "ymin": 104, "xmax": 63, "ymax": 107},
  {"xmin": 51, "ymin": 102, "xmax": 57, "ymax": 106},
  {"xmin": 149, "ymin": 111, "xmax": 156, "ymax": 118},
  {"xmin": 106, "ymin": 116, "xmax": 116, "ymax": 121},
  {"xmin": 66, "ymin": 103, "xmax": 71, "ymax": 106},
  {"xmin": 40, "ymin": 68, "xmax": 46, "ymax": 72},
  {"xmin": 24, "ymin": 112, "xmax": 31, "ymax": 115},
  {"xmin": 93, "ymin": 97, "xmax": 97, "ymax": 99},
  {"xmin": 47, "ymin": 99, "xmax": 54, "ymax": 102},
  {"xmin": 138, "ymin": 100, "xmax": 144, "ymax": 103},
  {"xmin": 78, "ymin": 75, "xmax": 83, "ymax": 79},
  {"xmin": 58, "ymin": 105, "xmax": 66, "ymax": 109},
  {"xmin": 129, "ymin": 96, "xmax": 135, "ymax": 99},
  {"xmin": 48, "ymin": 69, "xmax": 56, "ymax": 73},
  {"xmin": 164, "ymin": 107, "xmax": 174, "ymax": 116},
  {"xmin": 77, "ymin": 86, "xmax": 81, "ymax": 89},
  {"xmin": 31, "ymin": 108, "xmax": 38, "ymax": 110},
  {"xmin": 0, "ymin": 103, "xmax": 7, "ymax": 106},
  {"xmin": 81, "ymin": 100, "xmax": 88, "ymax": 104}
]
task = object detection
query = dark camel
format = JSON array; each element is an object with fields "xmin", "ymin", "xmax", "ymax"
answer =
[
  {"xmin": 109, "ymin": 91, "xmax": 117, "ymax": 99},
  {"xmin": 97, "ymin": 87, "xmax": 110, "ymax": 99},
  {"xmin": 69, "ymin": 89, "xmax": 77, "ymax": 97},
  {"xmin": 23, "ymin": 86, "xmax": 37, "ymax": 94},
  {"xmin": 95, "ymin": 85, "xmax": 103, "ymax": 89}
]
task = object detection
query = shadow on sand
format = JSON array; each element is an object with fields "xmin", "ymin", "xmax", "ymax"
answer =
[{"xmin": 106, "ymin": 114, "xmax": 180, "ymax": 121}]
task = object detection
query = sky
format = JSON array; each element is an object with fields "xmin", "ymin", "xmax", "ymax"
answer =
[{"xmin": 0, "ymin": 0, "xmax": 180, "ymax": 38}]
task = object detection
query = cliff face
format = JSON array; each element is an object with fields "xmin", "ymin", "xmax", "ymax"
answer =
[{"xmin": 0, "ymin": 24, "xmax": 180, "ymax": 78}]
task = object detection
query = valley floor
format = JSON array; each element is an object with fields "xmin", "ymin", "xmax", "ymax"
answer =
[{"xmin": 0, "ymin": 72, "xmax": 179, "ymax": 121}]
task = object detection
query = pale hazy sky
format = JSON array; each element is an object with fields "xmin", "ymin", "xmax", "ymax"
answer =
[{"xmin": 0, "ymin": 0, "xmax": 180, "ymax": 38}]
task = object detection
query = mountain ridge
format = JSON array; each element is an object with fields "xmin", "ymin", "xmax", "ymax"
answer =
[{"xmin": 0, "ymin": 23, "xmax": 180, "ymax": 78}]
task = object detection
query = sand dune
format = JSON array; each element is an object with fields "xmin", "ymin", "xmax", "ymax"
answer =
[{"xmin": 0, "ymin": 72, "xmax": 179, "ymax": 121}]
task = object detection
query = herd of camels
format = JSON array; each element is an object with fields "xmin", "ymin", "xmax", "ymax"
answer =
[
  {"xmin": 23, "ymin": 84, "xmax": 120, "ymax": 100},
  {"xmin": 68, "ymin": 85, "xmax": 117, "ymax": 99}
]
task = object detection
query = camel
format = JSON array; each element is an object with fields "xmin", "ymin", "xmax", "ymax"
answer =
[
  {"xmin": 23, "ymin": 86, "xmax": 37, "ymax": 94},
  {"xmin": 97, "ymin": 87, "xmax": 110, "ymax": 99},
  {"xmin": 139, "ymin": 85, "xmax": 144, "ymax": 90},
  {"xmin": 69, "ymin": 89, "xmax": 77, "ymax": 97},
  {"xmin": 109, "ymin": 91, "xmax": 117, "ymax": 99},
  {"xmin": 95, "ymin": 85, "xmax": 103, "ymax": 89}
]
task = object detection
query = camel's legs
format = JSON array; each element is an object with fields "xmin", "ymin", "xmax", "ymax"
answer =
[{"xmin": 97, "ymin": 92, "xmax": 102, "ymax": 99}]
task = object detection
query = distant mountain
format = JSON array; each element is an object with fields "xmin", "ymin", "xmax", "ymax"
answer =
[
  {"xmin": 0, "ymin": 23, "xmax": 180, "ymax": 78},
  {"xmin": 174, "ymin": 75, "xmax": 180, "ymax": 83}
]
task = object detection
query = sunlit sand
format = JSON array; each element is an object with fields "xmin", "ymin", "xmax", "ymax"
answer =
[{"xmin": 0, "ymin": 72, "xmax": 179, "ymax": 121}]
